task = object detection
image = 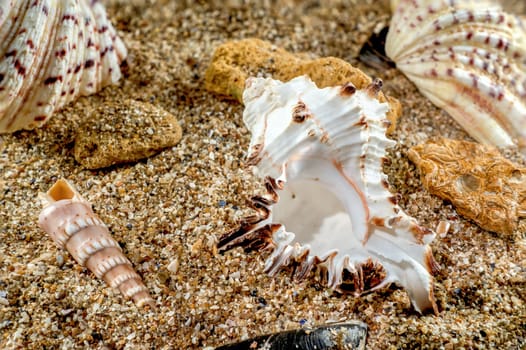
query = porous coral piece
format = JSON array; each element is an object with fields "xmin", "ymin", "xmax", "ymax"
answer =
[
  {"xmin": 204, "ymin": 38, "xmax": 401, "ymax": 133},
  {"xmin": 408, "ymin": 138, "xmax": 526, "ymax": 235},
  {"xmin": 74, "ymin": 99, "xmax": 182, "ymax": 169}
]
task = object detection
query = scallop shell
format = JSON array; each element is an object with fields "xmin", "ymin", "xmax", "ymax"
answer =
[
  {"xmin": 0, "ymin": 0, "xmax": 127, "ymax": 133},
  {"xmin": 386, "ymin": 0, "xmax": 526, "ymax": 152},
  {"xmin": 218, "ymin": 76, "xmax": 439, "ymax": 314},
  {"xmin": 38, "ymin": 179, "xmax": 154, "ymax": 309}
]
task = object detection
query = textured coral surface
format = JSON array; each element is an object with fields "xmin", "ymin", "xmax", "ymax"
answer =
[{"xmin": 409, "ymin": 138, "xmax": 526, "ymax": 235}]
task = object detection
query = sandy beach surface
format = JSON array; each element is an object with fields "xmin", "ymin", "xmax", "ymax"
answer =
[{"xmin": 1, "ymin": 1, "xmax": 525, "ymax": 349}]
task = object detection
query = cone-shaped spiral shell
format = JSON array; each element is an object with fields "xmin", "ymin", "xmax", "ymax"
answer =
[
  {"xmin": 386, "ymin": 0, "xmax": 526, "ymax": 152},
  {"xmin": 218, "ymin": 76, "xmax": 438, "ymax": 314},
  {"xmin": 0, "ymin": 0, "xmax": 127, "ymax": 133},
  {"xmin": 38, "ymin": 179, "xmax": 154, "ymax": 309}
]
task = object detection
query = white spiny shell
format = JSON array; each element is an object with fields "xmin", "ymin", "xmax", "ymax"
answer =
[
  {"xmin": 386, "ymin": 0, "xmax": 526, "ymax": 152},
  {"xmin": 0, "ymin": 0, "xmax": 127, "ymax": 133},
  {"xmin": 218, "ymin": 76, "xmax": 438, "ymax": 314},
  {"xmin": 38, "ymin": 179, "xmax": 154, "ymax": 309}
]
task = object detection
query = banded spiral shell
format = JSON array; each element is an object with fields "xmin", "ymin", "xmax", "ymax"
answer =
[
  {"xmin": 0, "ymin": 0, "xmax": 127, "ymax": 133},
  {"xmin": 218, "ymin": 76, "xmax": 439, "ymax": 314},
  {"xmin": 386, "ymin": 0, "xmax": 526, "ymax": 152},
  {"xmin": 38, "ymin": 179, "xmax": 155, "ymax": 309}
]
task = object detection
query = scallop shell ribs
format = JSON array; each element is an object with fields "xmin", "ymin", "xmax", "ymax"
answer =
[
  {"xmin": 38, "ymin": 179, "xmax": 154, "ymax": 309},
  {"xmin": 386, "ymin": 0, "xmax": 526, "ymax": 152},
  {"xmin": 0, "ymin": 0, "xmax": 127, "ymax": 133},
  {"xmin": 218, "ymin": 76, "xmax": 439, "ymax": 314}
]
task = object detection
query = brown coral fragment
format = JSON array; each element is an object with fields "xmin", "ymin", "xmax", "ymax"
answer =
[
  {"xmin": 204, "ymin": 38, "xmax": 401, "ymax": 133},
  {"xmin": 74, "ymin": 99, "xmax": 182, "ymax": 169},
  {"xmin": 408, "ymin": 138, "xmax": 526, "ymax": 235}
]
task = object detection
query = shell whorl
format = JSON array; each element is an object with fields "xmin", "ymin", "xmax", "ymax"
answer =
[
  {"xmin": 0, "ymin": 0, "xmax": 127, "ymax": 133},
  {"xmin": 38, "ymin": 179, "xmax": 154, "ymax": 309}
]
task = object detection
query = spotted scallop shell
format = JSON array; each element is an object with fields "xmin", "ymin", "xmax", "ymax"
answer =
[
  {"xmin": 0, "ymin": 0, "xmax": 127, "ymax": 133},
  {"xmin": 218, "ymin": 76, "xmax": 439, "ymax": 314},
  {"xmin": 38, "ymin": 179, "xmax": 155, "ymax": 309},
  {"xmin": 386, "ymin": 0, "xmax": 526, "ymax": 152}
]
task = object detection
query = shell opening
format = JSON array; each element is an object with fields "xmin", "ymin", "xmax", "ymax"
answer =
[
  {"xmin": 47, "ymin": 179, "xmax": 76, "ymax": 201},
  {"xmin": 272, "ymin": 179, "xmax": 357, "ymax": 258}
]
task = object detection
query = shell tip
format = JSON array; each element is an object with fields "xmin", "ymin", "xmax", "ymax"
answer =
[{"xmin": 40, "ymin": 179, "xmax": 83, "ymax": 207}]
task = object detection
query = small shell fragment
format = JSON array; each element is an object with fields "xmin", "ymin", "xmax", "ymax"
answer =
[
  {"xmin": 408, "ymin": 138, "xmax": 526, "ymax": 235},
  {"xmin": 386, "ymin": 0, "xmax": 526, "ymax": 152},
  {"xmin": 38, "ymin": 179, "xmax": 155, "ymax": 309},
  {"xmin": 0, "ymin": 0, "xmax": 127, "ymax": 133},
  {"xmin": 215, "ymin": 321, "xmax": 367, "ymax": 350}
]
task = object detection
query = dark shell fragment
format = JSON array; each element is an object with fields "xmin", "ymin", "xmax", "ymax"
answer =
[
  {"xmin": 358, "ymin": 26, "xmax": 395, "ymax": 70},
  {"xmin": 215, "ymin": 321, "xmax": 367, "ymax": 350}
]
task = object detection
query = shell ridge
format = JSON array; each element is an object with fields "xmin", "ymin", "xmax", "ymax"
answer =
[
  {"xmin": 0, "ymin": 2, "xmax": 57, "ymax": 126},
  {"xmin": 0, "ymin": 0, "xmax": 127, "ymax": 133}
]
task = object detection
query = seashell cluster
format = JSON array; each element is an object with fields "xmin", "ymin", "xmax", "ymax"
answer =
[
  {"xmin": 218, "ymin": 76, "xmax": 439, "ymax": 314},
  {"xmin": 408, "ymin": 137, "xmax": 526, "ymax": 236},
  {"xmin": 38, "ymin": 179, "xmax": 155, "ymax": 309},
  {"xmin": 0, "ymin": 0, "xmax": 127, "ymax": 133},
  {"xmin": 386, "ymin": 0, "xmax": 526, "ymax": 152}
]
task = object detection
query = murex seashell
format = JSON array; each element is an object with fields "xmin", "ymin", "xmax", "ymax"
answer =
[
  {"xmin": 218, "ymin": 76, "xmax": 439, "ymax": 313},
  {"xmin": 39, "ymin": 179, "xmax": 154, "ymax": 309},
  {"xmin": 0, "ymin": 0, "xmax": 127, "ymax": 133},
  {"xmin": 386, "ymin": 0, "xmax": 526, "ymax": 152}
]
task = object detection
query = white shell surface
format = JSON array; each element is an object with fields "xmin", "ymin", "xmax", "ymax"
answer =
[
  {"xmin": 0, "ymin": 0, "xmax": 127, "ymax": 133},
  {"xmin": 219, "ymin": 76, "xmax": 438, "ymax": 314},
  {"xmin": 386, "ymin": 0, "xmax": 526, "ymax": 152}
]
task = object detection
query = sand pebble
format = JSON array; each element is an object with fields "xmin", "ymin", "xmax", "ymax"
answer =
[{"xmin": 74, "ymin": 99, "xmax": 182, "ymax": 169}]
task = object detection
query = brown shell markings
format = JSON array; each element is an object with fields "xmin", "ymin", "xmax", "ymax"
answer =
[
  {"xmin": 408, "ymin": 138, "xmax": 526, "ymax": 236},
  {"xmin": 0, "ymin": 0, "xmax": 127, "ymax": 133},
  {"xmin": 38, "ymin": 179, "xmax": 155, "ymax": 309}
]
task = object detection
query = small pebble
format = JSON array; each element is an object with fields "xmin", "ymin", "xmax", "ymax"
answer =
[
  {"xmin": 55, "ymin": 253, "xmax": 65, "ymax": 267},
  {"xmin": 167, "ymin": 259, "xmax": 179, "ymax": 273},
  {"xmin": 74, "ymin": 99, "xmax": 182, "ymax": 169}
]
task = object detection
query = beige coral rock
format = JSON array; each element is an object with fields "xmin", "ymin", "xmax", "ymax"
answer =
[
  {"xmin": 74, "ymin": 99, "xmax": 182, "ymax": 169},
  {"xmin": 408, "ymin": 138, "xmax": 526, "ymax": 235},
  {"xmin": 204, "ymin": 38, "xmax": 401, "ymax": 133}
]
